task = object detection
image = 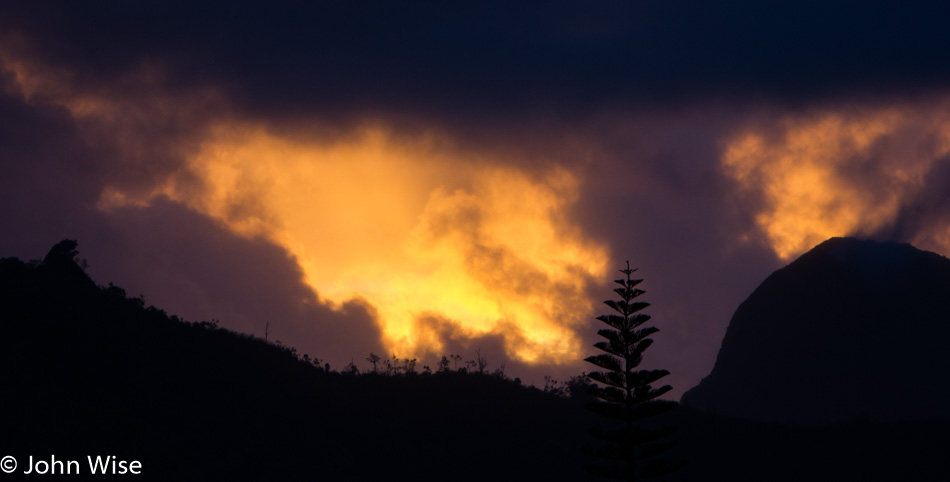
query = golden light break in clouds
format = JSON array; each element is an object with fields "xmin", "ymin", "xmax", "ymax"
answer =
[
  {"xmin": 109, "ymin": 127, "xmax": 610, "ymax": 364},
  {"xmin": 722, "ymin": 103, "xmax": 950, "ymax": 260},
  {"xmin": 2, "ymin": 49, "xmax": 610, "ymax": 365}
]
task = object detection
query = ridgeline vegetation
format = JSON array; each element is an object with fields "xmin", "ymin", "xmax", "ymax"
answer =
[
  {"xmin": 0, "ymin": 240, "xmax": 597, "ymax": 480},
  {"xmin": 3, "ymin": 240, "xmax": 949, "ymax": 481}
]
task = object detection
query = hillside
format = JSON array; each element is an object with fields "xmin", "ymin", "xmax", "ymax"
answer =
[{"xmin": 0, "ymin": 240, "xmax": 599, "ymax": 481}]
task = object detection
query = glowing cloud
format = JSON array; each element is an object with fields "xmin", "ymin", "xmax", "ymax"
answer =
[
  {"xmin": 101, "ymin": 126, "xmax": 609, "ymax": 364},
  {"xmin": 2, "ymin": 45, "xmax": 609, "ymax": 365},
  {"xmin": 722, "ymin": 104, "xmax": 950, "ymax": 259}
]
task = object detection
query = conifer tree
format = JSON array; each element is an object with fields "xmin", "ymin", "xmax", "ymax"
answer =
[{"xmin": 584, "ymin": 262, "xmax": 680, "ymax": 480}]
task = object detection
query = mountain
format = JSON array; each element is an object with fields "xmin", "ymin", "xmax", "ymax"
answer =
[{"xmin": 681, "ymin": 237, "xmax": 950, "ymax": 424}]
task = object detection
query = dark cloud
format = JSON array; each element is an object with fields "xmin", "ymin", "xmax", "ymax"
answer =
[
  {"xmin": 3, "ymin": 1, "xmax": 950, "ymax": 131},
  {"xmin": 557, "ymin": 105, "xmax": 792, "ymax": 395},
  {"xmin": 873, "ymin": 154, "xmax": 950, "ymax": 244},
  {"xmin": 88, "ymin": 197, "xmax": 386, "ymax": 366},
  {"xmin": 0, "ymin": 73, "xmax": 104, "ymax": 257}
]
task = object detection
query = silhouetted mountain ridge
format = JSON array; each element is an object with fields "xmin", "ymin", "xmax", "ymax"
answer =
[{"xmin": 682, "ymin": 237, "xmax": 950, "ymax": 424}]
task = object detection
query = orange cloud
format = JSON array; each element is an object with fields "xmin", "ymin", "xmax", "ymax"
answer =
[
  {"xmin": 99, "ymin": 125, "xmax": 609, "ymax": 364},
  {"xmin": 722, "ymin": 104, "xmax": 950, "ymax": 259},
  {"xmin": 2, "ymin": 44, "xmax": 610, "ymax": 365}
]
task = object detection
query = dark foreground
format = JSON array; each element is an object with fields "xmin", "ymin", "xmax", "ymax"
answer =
[{"xmin": 2, "ymin": 243, "xmax": 948, "ymax": 481}]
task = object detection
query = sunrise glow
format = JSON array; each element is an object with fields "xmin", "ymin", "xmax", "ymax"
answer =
[
  {"xmin": 722, "ymin": 107, "xmax": 950, "ymax": 259},
  {"xmin": 0, "ymin": 44, "xmax": 613, "ymax": 365},
  {"xmin": 96, "ymin": 126, "xmax": 608, "ymax": 364}
]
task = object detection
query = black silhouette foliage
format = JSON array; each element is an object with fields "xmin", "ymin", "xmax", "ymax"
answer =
[
  {"xmin": 584, "ymin": 262, "xmax": 680, "ymax": 480},
  {"xmin": 5, "ymin": 239, "xmax": 950, "ymax": 480},
  {"xmin": 0, "ymin": 239, "xmax": 600, "ymax": 481}
]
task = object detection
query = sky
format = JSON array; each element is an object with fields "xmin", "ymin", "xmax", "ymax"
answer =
[{"xmin": 3, "ymin": 1, "xmax": 950, "ymax": 397}]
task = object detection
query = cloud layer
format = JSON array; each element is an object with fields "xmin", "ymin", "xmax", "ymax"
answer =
[
  {"xmin": 723, "ymin": 100, "xmax": 950, "ymax": 259},
  {"xmin": 4, "ymin": 1, "xmax": 950, "ymax": 395},
  {"xmin": 115, "ymin": 125, "xmax": 609, "ymax": 365}
]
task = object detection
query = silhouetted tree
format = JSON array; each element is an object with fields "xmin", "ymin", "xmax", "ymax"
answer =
[
  {"xmin": 343, "ymin": 360, "xmax": 360, "ymax": 375},
  {"xmin": 437, "ymin": 355, "xmax": 451, "ymax": 373},
  {"xmin": 384, "ymin": 354, "xmax": 400, "ymax": 375},
  {"xmin": 567, "ymin": 374, "xmax": 594, "ymax": 400},
  {"xmin": 584, "ymin": 262, "xmax": 680, "ymax": 481},
  {"xmin": 366, "ymin": 353, "xmax": 381, "ymax": 373},
  {"xmin": 43, "ymin": 238, "xmax": 80, "ymax": 265},
  {"xmin": 544, "ymin": 375, "xmax": 567, "ymax": 397},
  {"xmin": 475, "ymin": 349, "xmax": 487, "ymax": 374},
  {"xmin": 41, "ymin": 239, "xmax": 93, "ymax": 283}
]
